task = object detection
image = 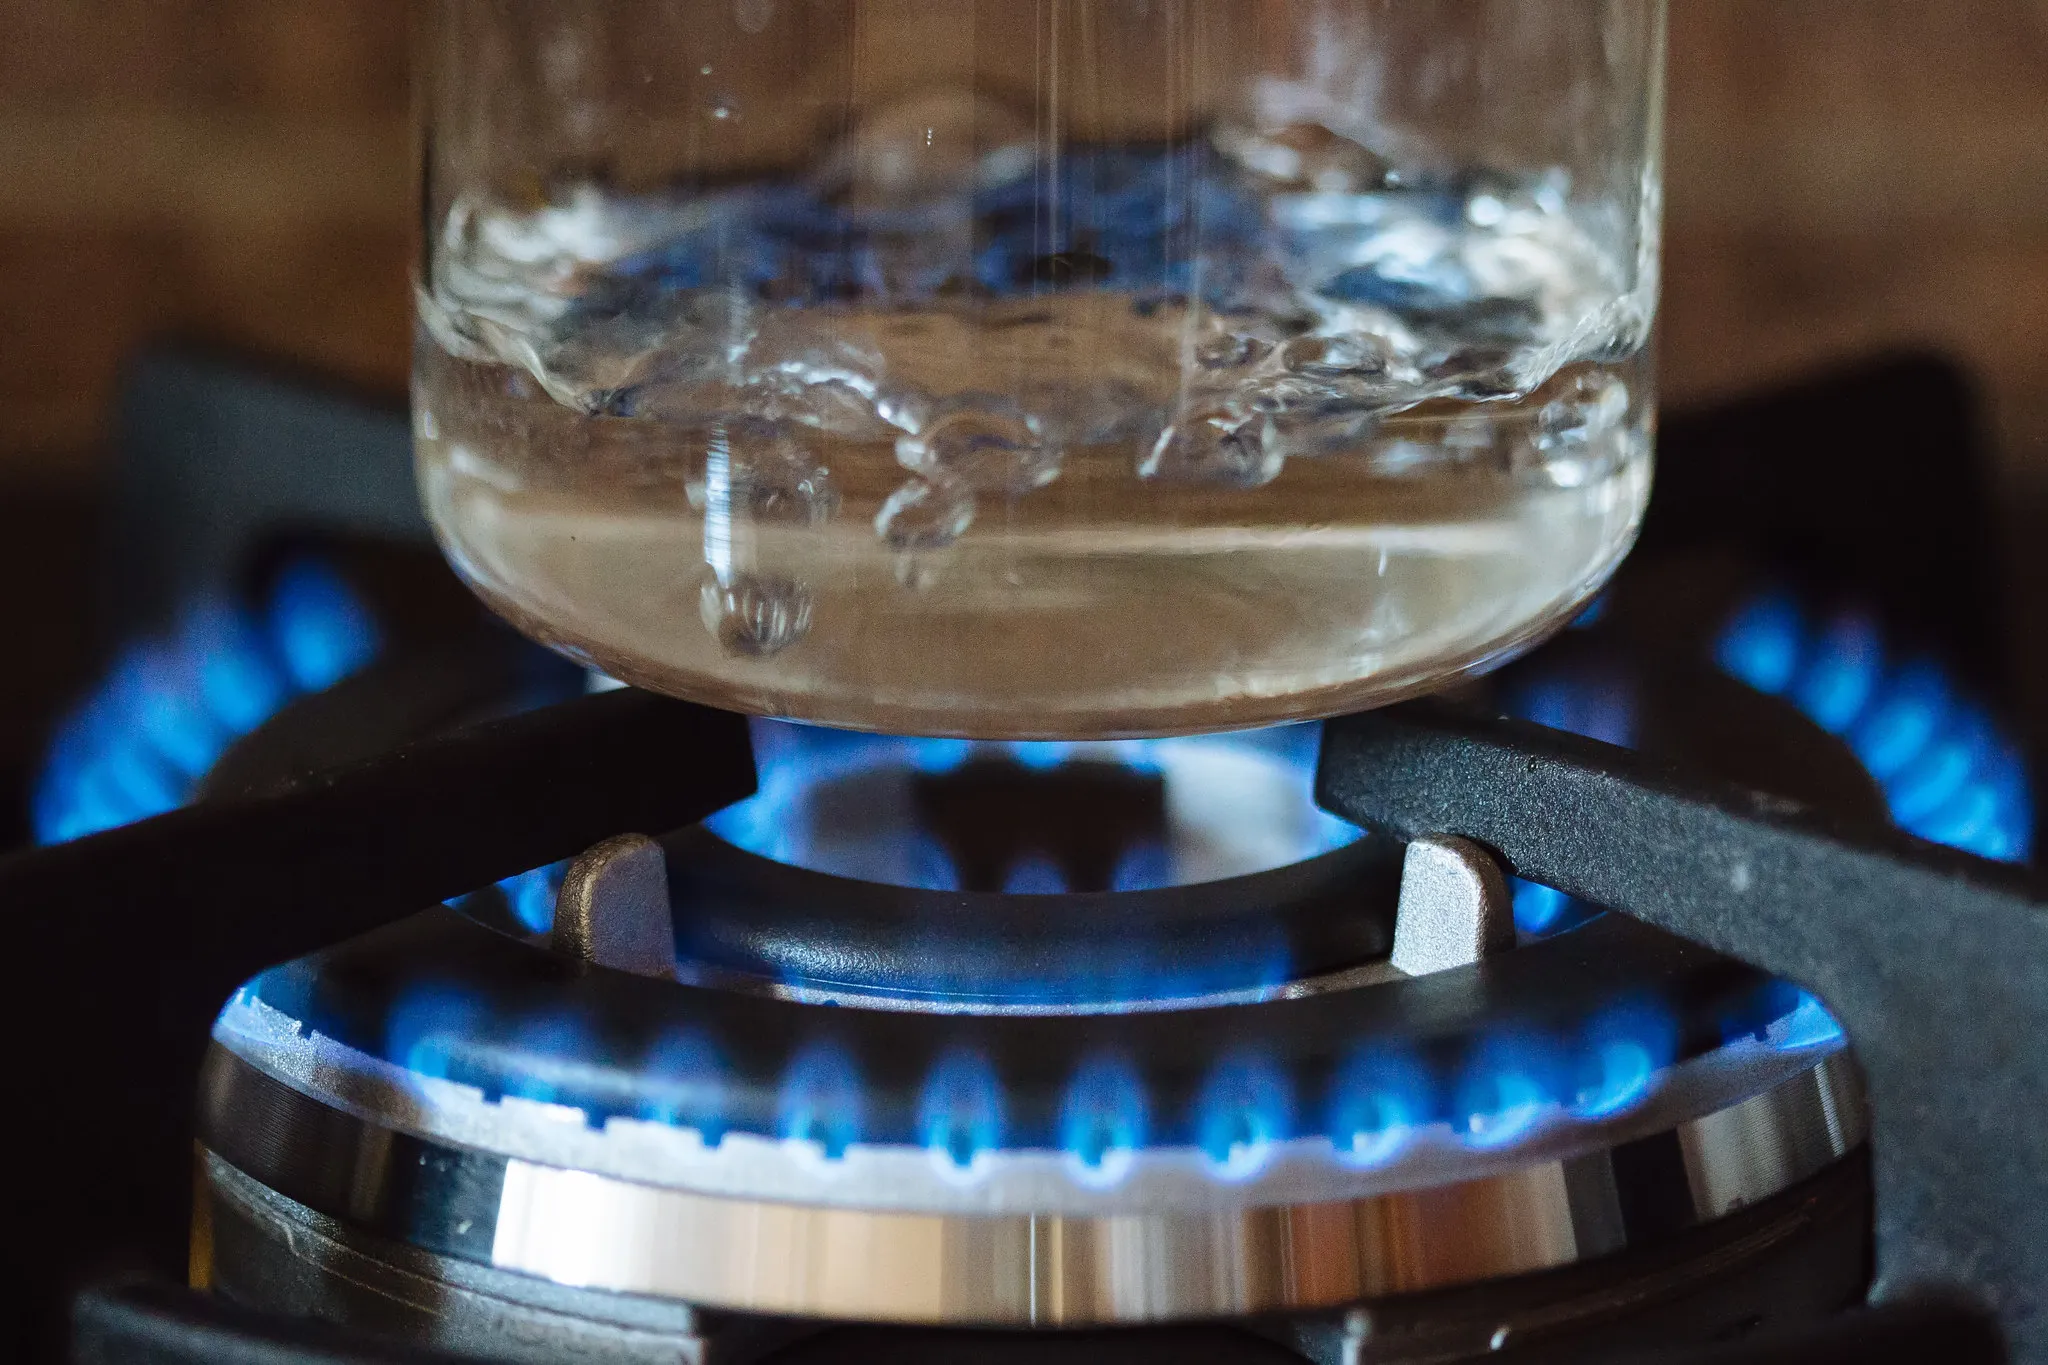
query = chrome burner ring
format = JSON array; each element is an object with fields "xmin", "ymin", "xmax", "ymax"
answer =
[{"xmin": 201, "ymin": 906, "xmax": 1865, "ymax": 1326}]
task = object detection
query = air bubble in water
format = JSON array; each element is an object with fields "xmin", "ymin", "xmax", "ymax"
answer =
[
  {"xmin": 1141, "ymin": 410, "xmax": 1284, "ymax": 489},
  {"xmin": 1214, "ymin": 122, "xmax": 1391, "ymax": 195},
  {"xmin": 1194, "ymin": 331, "xmax": 1271, "ymax": 371},
  {"xmin": 876, "ymin": 478, "xmax": 977, "ymax": 552},
  {"xmin": 699, "ymin": 573, "xmax": 813, "ymax": 657},
  {"xmin": 736, "ymin": 448, "xmax": 838, "ymax": 526},
  {"xmin": 1534, "ymin": 374, "xmax": 1629, "ymax": 451},
  {"xmin": 895, "ymin": 401, "xmax": 1056, "ymax": 494},
  {"xmin": 1280, "ymin": 335, "xmax": 1388, "ymax": 381},
  {"xmin": 1521, "ymin": 373, "xmax": 1631, "ymax": 489}
]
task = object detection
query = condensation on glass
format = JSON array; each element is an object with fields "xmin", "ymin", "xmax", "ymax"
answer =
[{"xmin": 414, "ymin": 1, "xmax": 1666, "ymax": 738}]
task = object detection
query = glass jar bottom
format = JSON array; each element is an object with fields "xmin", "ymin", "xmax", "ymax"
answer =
[{"xmin": 417, "ymin": 349, "xmax": 1650, "ymax": 738}]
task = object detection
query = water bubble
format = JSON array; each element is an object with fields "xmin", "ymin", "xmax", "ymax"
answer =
[
  {"xmin": 432, "ymin": 152, "xmax": 1652, "ymax": 515},
  {"xmin": 896, "ymin": 401, "xmax": 1055, "ymax": 494},
  {"xmin": 1141, "ymin": 411, "xmax": 1284, "ymax": 488},
  {"xmin": 708, "ymin": 93, "xmax": 740, "ymax": 123},
  {"xmin": 1243, "ymin": 376, "xmax": 1339, "ymax": 417},
  {"xmin": 1194, "ymin": 331, "xmax": 1271, "ymax": 371},
  {"xmin": 1522, "ymin": 372, "xmax": 1631, "ymax": 488},
  {"xmin": 1441, "ymin": 411, "xmax": 1501, "ymax": 463},
  {"xmin": 1425, "ymin": 348, "xmax": 1522, "ymax": 400},
  {"xmin": 739, "ymin": 333, "xmax": 895, "ymax": 437},
  {"xmin": 1533, "ymin": 373, "xmax": 1630, "ymax": 454},
  {"xmin": 731, "ymin": 443, "xmax": 838, "ymax": 525},
  {"xmin": 699, "ymin": 572, "xmax": 814, "ymax": 657},
  {"xmin": 1467, "ymin": 193, "xmax": 1509, "ymax": 229},
  {"xmin": 873, "ymin": 386, "xmax": 932, "ymax": 436},
  {"xmin": 876, "ymin": 478, "xmax": 976, "ymax": 552},
  {"xmin": 1215, "ymin": 121, "xmax": 1390, "ymax": 195},
  {"xmin": 1280, "ymin": 335, "xmax": 1388, "ymax": 381}
]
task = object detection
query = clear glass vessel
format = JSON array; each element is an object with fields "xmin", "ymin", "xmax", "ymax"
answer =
[{"xmin": 415, "ymin": 0, "xmax": 1666, "ymax": 738}]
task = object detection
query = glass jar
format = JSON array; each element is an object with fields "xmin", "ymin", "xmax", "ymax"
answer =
[{"xmin": 415, "ymin": 0, "xmax": 1665, "ymax": 738}]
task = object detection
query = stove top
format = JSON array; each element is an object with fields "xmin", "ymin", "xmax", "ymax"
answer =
[{"xmin": 5, "ymin": 352, "xmax": 2039, "ymax": 1365}]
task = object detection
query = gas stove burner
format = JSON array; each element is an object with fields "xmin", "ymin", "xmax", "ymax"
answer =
[
  {"xmin": 707, "ymin": 720, "xmax": 1365, "ymax": 895},
  {"xmin": 203, "ymin": 905, "xmax": 1858, "ymax": 1330},
  {"xmin": 40, "ymin": 492, "xmax": 1997, "ymax": 1359},
  {"xmin": 673, "ymin": 721, "xmax": 1392, "ymax": 1014},
  {"xmin": 186, "ymin": 639, "xmax": 1893, "ymax": 1356},
  {"xmin": 13, "ymin": 349, "xmax": 2034, "ymax": 1365},
  {"xmin": 196, "ymin": 641, "xmax": 1879, "ymax": 1347}
]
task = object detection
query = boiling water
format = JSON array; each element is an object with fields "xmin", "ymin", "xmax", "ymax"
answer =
[{"xmin": 416, "ymin": 123, "xmax": 1653, "ymax": 736}]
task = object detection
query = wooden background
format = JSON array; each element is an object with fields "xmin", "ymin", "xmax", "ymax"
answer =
[{"xmin": 1, "ymin": 1, "xmax": 2044, "ymax": 479}]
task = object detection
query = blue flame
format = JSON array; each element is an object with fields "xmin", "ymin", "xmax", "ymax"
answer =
[
  {"xmin": 385, "ymin": 984, "xmax": 490, "ymax": 1083},
  {"xmin": 1791, "ymin": 612, "xmax": 1883, "ymax": 734},
  {"xmin": 918, "ymin": 1047, "xmax": 1006, "ymax": 1177},
  {"xmin": 1109, "ymin": 840, "xmax": 1175, "ymax": 893},
  {"xmin": 182, "ymin": 599, "xmax": 291, "ymax": 735},
  {"xmin": 1060, "ymin": 1052, "xmax": 1150, "ymax": 1186},
  {"xmin": 32, "ymin": 559, "xmax": 381, "ymax": 844},
  {"xmin": 1570, "ymin": 1002, "xmax": 1676, "ymax": 1120},
  {"xmin": 705, "ymin": 719, "xmax": 1361, "ymax": 896},
  {"xmin": 907, "ymin": 737, "xmax": 975, "ymax": 774},
  {"xmin": 498, "ymin": 861, "xmax": 568, "ymax": 933},
  {"xmin": 1771, "ymin": 991, "xmax": 1848, "ymax": 1053},
  {"xmin": 778, "ymin": 1039, "xmax": 864, "ymax": 1160},
  {"xmin": 701, "ymin": 725, "xmax": 968, "ymax": 888},
  {"xmin": 1002, "ymin": 854, "xmax": 1068, "ymax": 896},
  {"xmin": 1715, "ymin": 592, "xmax": 1804, "ymax": 697},
  {"xmin": 501, "ymin": 1012, "xmax": 597, "ymax": 1108},
  {"xmin": 1328, "ymin": 1047, "xmax": 1430, "ymax": 1168},
  {"xmin": 1455, "ymin": 1037, "xmax": 1560, "ymax": 1150},
  {"xmin": 1505, "ymin": 672, "xmax": 1635, "ymax": 748},
  {"xmin": 641, "ymin": 1028, "xmax": 729, "ymax": 1141},
  {"xmin": 268, "ymin": 559, "xmax": 381, "ymax": 692},
  {"xmin": 1007, "ymin": 741, "xmax": 1078, "ymax": 772},
  {"xmin": 1195, "ymin": 1049, "xmax": 1293, "ymax": 1179},
  {"xmin": 1714, "ymin": 591, "xmax": 2032, "ymax": 862},
  {"xmin": 1511, "ymin": 880, "xmax": 1573, "ymax": 936}
]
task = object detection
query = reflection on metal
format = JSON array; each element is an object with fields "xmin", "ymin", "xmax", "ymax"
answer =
[
  {"xmin": 552, "ymin": 835, "xmax": 676, "ymax": 979},
  {"xmin": 1390, "ymin": 836, "xmax": 1513, "ymax": 977},
  {"xmin": 198, "ymin": 1037, "xmax": 1864, "ymax": 1326}
]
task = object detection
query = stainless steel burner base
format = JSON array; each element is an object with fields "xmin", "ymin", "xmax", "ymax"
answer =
[
  {"xmin": 198, "ymin": 1148, "xmax": 1872, "ymax": 1365},
  {"xmin": 198, "ymin": 1034, "xmax": 1863, "ymax": 1327}
]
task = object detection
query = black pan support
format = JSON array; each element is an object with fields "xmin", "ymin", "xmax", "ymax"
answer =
[
  {"xmin": 0, "ymin": 688, "xmax": 756, "ymax": 1362},
  {"xmin": 1317, "ymin": 702, "xmax": 2046, "ymax": 1360}
]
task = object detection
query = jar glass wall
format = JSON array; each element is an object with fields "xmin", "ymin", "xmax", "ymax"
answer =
[{"xmin": 415, "ymin": 0, "xmax": 1666, "ymax": 738}]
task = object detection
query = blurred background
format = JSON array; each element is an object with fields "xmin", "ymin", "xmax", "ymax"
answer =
[{"xmin": 0, "ymin": 0, "xmax": 2044, "ymax": 833}]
